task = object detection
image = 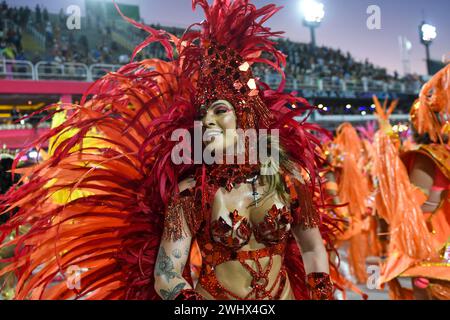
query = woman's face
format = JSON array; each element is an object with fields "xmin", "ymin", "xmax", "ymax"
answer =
[{"xmin": 202, "ymin": 100, "xmax": 238, "ymax": 153}]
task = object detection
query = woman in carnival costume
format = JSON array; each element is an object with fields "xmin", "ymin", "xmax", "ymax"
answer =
[
  {"xmin": 0, "ymin": 0, "xmax": 338, "ymax": 300},
  {"xmin": 375, "ymin": 65, "xmax": 450, "ymax": 300}
]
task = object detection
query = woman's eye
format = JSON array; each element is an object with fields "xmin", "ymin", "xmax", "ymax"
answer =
[{"xmin": 214, "ymin": 107, "xmax": 228, "ymax": 114}]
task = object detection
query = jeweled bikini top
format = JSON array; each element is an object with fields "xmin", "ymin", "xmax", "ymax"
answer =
[{"xmin": 210, "ymin": 204, "xmax": 293, "ymax": 249}]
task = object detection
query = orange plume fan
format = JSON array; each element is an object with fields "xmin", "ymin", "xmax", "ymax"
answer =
[
  {"xmin": 372, "ymin": 95, "xmax": 399, "ymax": 136},
  {"xmin": 334, "ymin": 123, "xmax": 370, "ymax": 221},
  {"xmin": 373, "ymin": 131, "xmax": 436, "ymax": 262}
]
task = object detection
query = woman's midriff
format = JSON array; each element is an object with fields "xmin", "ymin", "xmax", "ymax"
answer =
[
  {"xmin": 195, "ymin": 256, "xmax": 294, "ymax": 300},
  {"xmin": 194, "ymin": 243, "xmax": 295, "ymax": 300}
]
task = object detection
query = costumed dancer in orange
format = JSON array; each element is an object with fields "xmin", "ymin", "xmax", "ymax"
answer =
[
  {"xmin": 375, "ymin": 65, "xmax": 450, "ymax": 300},
  {"xmin": 356, "ymin": 120, "xmax": 384, "ymax": 262},
  {"xmin": 321, "ymin": 124, "xmax": 372, "ymax": 299},
  {"xmin": 0, "ymin": 0, "xmax": 339, "ymax": 300},
  {"xmin": 398, "ymin": 65, "xmax": 449, "ymax": 299}
]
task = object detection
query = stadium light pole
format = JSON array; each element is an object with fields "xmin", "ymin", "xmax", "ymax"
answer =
[
  {"xmin": 299, "ymin": 0, "xmax": 325, "ymax": 49},
  {"xmin": 419, "ymin": 22, "xmax": 437, "ymax": 75}
]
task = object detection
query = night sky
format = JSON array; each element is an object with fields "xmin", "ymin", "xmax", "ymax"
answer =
[{"xmin": 8, "ymin": 0, "xmax": 450, "ymax": 75}]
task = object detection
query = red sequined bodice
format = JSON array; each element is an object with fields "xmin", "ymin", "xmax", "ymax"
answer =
[{"xmin": 210, "ymin": 204, "xmax": 293, "ymax": 249}]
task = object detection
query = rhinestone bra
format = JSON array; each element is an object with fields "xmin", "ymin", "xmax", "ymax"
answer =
[{"xmin": 210, "ymin": 204, "xmax": 293, "ymax": 249}]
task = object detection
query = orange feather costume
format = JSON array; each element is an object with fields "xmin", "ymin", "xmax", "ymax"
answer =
[
  {"xmin": 327, "ymin": 124, "xmax": 372, "ymax": 284},
  {"xmin": 375, "ymin": 65, "xmax": 450, "ymax": 300}
]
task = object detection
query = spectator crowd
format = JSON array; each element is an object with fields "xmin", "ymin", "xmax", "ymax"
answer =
[{"xmin": 1, "ymin": 2, "xmax": 426, "ymax": 95}]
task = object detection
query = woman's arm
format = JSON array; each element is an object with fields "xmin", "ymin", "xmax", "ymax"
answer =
[
  {"xmin": 409, "ymin": 153, "xmax": 440, "ymax": 213},
  {"xmin": 292, "ymin": 225, "xmax": 333, "ymax": 300},
  {"xmin": 324, "ymin": 170, "xmax": 340, "ymax": 205},
  {"xmin": 292, "ymin": 226, "xmax": 329, "ymax": 275},
  {"xmin": 154, "ymin": 178, "xmax": 200, "ymax": 300},
  {"xmin": 154, "ymin": 230, "xmax": 193, "ymax": 300}
]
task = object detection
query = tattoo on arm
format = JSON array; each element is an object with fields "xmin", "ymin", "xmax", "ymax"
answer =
[
  {"xmin": 156, "ymin": 232, "xmax": 194, "ymax": 300},
  {"xmin": 155, "ymin": 247, "xmax": 178, "ymax": 283},
  {"xmin": 172, "ymin": 248, "xmax": 182, "ymax": 259},
  {"xmin": 160, "ymin": 282, "xmax": 186, "ymax": 300}
]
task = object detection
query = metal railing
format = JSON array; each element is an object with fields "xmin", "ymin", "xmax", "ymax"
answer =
[
  {"xmin": 0, "ymin": 58, "xmax": 424, "ymax": 95},
  {"xmin": 35, "ymin": 61, "xmax": 89, "ymax": 81},
  {"xmin": 0, "ymin": 122, "xmax": 51, "ymax": 130},
  {"xmin": 0, "ymin": 59, "xmax": 124, "ymax": 82},
  {"xmin": 312, "ymin": 111, "xmax": 410, "ymax": 123},
  {"xmin": 257, "ymin": 71, "xmax": 422, "ymax": 96},
  {"xmin": 0, "ymin": 59, "xmax": 35, "ymax": 80},
  {"xmin": 89, "ymin": 64, "xmax": 122, "ymax": 81}
]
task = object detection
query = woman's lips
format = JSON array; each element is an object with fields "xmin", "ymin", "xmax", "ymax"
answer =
[{"xmin": 204, "ymin": 129, "xmax": 223, "ymax": 141}]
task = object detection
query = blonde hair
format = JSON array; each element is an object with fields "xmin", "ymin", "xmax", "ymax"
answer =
[{"xmin": 252, "ymin": 134, "xmax": 301, "ymax": 207}]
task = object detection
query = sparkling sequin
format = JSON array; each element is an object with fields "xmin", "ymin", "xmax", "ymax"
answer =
[
  {"xmin": 233, "ymin": 81, "xmax": 243, "ymax": 90},
  {"xmin": 174, "ymin": 289, "xmax": 205, "ymax": 300},
  {"xmin": 307, "ymin": 272, "xmax": 334, "ymax": 300},
  {"xmin": 247, "ymin": 78, "xmax": 257, "ymax": 90},
  {"xmin": 239, "ymin": 62, "xmax": 250, "ymax": 72},
  {"xmin": 163, "ymin": 194, "xmax": 201, "ymax": 241},
  {"xmin": 254, "ymin": 205, "xmax": 293, "ymax": 245},
  {"xmin": 211, "ymin": 210, "xmax": 252, "ymax": 249}
]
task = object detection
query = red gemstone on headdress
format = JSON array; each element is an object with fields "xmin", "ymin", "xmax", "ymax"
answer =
[
  {"xmin": 233, "ymin": 81, "xmax": 243, "ymax": 90},
  {"xmin": 249, "ymin": 89, "xmax": 259, "ymax": 97}
]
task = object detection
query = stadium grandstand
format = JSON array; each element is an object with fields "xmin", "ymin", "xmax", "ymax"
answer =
[{"xmin": 0, "ymin": 0, "xmax": 444, "ymax": 145}]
